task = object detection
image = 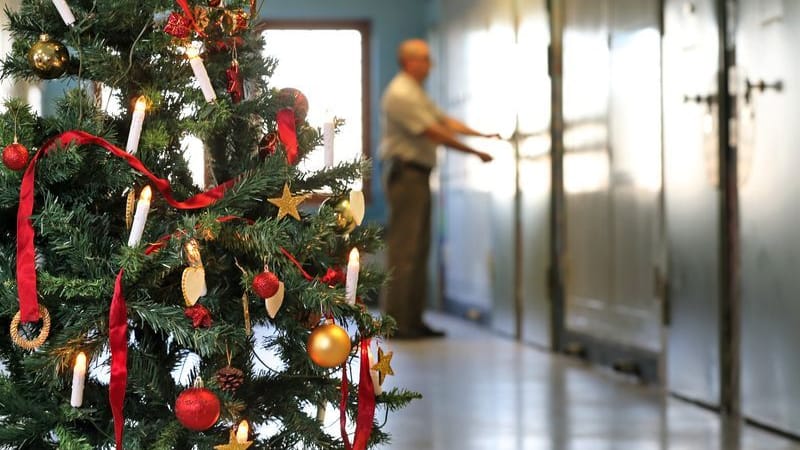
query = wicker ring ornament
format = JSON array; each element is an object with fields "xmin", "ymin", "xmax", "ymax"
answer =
[{"xmin": 10, "ymin": 305, "xmax": 51, "ymax": 350}]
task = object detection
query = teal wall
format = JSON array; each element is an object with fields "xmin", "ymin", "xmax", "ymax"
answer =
[{"xmin": 262, "ymin": 0, "xmax": 431, "ymax": 223}]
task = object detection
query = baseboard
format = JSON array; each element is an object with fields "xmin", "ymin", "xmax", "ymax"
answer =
[
  {"xmin": 561, "ymin": 330, "xmax": 660, "ymax": 384},
  {"xmin": 441, "ymin": 297, "xmax": 491, "ymax": 326}
]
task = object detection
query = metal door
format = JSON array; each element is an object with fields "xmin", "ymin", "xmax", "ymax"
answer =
[
  {"xmin": 517, "ymin": 0, "xmax": 552, "ymax": 347},
  {"xmin": 662, "ymin": 0, "xmax": 721, "ymax": 406},
  {"xmin": 562, "ymin": 0, "xmax": 663, "ymax": 377},
  {"xmin": 737, "ymin": 0, "xmax": 800, "ymax": 434},
  {"xmin": 562, "ymin": 0, "xmax": 613, "ymax": 346},
  {"xmin": 436, "ymin": 0, "xmax": 517, "ymax": 322}
]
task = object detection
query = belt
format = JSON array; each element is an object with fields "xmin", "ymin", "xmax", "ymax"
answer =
[{"xmin": 391, "ymin": 159, "xmax": 432, "ymax": 174}]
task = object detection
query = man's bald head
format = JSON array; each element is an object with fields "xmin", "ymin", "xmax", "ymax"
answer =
[{"xmin": 397, "ymin": 39, "xmax": 432, "ymax": 83}]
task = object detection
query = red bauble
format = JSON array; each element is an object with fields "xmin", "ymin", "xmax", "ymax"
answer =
[
  {"xmin": 277, "ymin": 87, "xmax": 309, "ymax": 123},
  {"xmin": 2, "ymin": 142, "xmax": 29, "ymax": 171},
  {"xmin": 184, "ymin": 304, "xmax": 212, "ymax": 328},
  {"xmin": 252, "ymin": 271, "xmax": 280, "ymax": 299},
  {"xmin": 175, "ymin": 387, "xmax": 221, "ymax": 431}
]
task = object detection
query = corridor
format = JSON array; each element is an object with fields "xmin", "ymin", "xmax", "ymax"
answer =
[{"xmin": 382, "ymin": 313, "xmax": 800, "ymax": 450}]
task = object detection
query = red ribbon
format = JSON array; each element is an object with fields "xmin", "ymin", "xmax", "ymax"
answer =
[
  {"xmin": 280, "ymin": 246, "xmax": 313, "ymax": 281},
  {"xmin": 174, "ymin": 0, "xmax": 207, "ymax": 37},
  {"xmin": 16, "ymin": 130, "xmax": 234, "ymax": 321},
  {"xmin": 340, "ymin": 339, "xmax": 376, "ymax": 450},
  {"xmin": 277, "ymin": 109, "xmax": 299, "ymax": 165},
  {"xmin": 279, "ymin": 247, "xmax": 345, "ymax": 287},
  {"xmin": 15, "ymin": 130, "xmax": 236, "ymax": 449},
  {"xmin": 109, "ymin": 271, "xmax": 128, "ymax": 449}
]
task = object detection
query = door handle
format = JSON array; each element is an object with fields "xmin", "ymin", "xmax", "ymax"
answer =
[
  {"xmin": 744, "ymin": 78, "xmax": 783, "ymax": 103},
  {"xmin": 682, "ymin": 94, "xmax": 717, "ymax": 107}
]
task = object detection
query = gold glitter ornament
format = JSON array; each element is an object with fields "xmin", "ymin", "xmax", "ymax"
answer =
[{"xmin": 125, "ymin": 189, "xmax": 136, "ymax": 230}]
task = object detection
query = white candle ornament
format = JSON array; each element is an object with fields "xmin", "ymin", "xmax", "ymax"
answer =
[
  {"xmin": 345, "ymin": 248, "xmax": 360, "ymax": 305},
  {"xmin": 186, "ymin": 45, "xmax": 216, "ymax": 103},
  {"xmin": 236, "ymin": 420, "xmax": 249, "ymax": 443},
  {"xmin": 52, "ymin": 0, "xmax": 76, "ymax": 26},
  {"xmin": 127, "ymin": 186, "xmax": 152, "ymax": 247},
  {"xmin": 125, "ymin": 96, "xmax": 147, "ymax": 154},
  {"xmin": 70, "ymin": 352, "xmax": 87, "ymax": 407},
  {"xmin": 323, "ymin": 119, "xmax": 334, "ymax": 168}
]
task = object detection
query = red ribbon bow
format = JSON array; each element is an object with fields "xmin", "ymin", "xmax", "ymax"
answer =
[
  {"xmin": 164, "ymin": 12, "xmax": 192, "ymax": 38},
  {"xmin": 321, "ymin": 267, "xmax": 346, "ymax": 286},
  {"xmin": 174, "ymin": 0, "xmax": 207, "ymax": 37}
]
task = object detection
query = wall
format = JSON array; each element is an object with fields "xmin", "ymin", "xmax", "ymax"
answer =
[{"xmin": 262, "ymin": 0, "xmax": 431, "ymax": 222}]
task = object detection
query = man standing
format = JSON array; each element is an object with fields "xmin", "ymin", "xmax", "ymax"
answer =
[{"xmin": 381, "ymin": 38, "xmax": 498, "ymax": 339}]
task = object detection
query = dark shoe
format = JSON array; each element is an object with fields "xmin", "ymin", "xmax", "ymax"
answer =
[
  {"xmin": 418, "ymin": 324, "xmax": 445, "ymax": 338},
  {"xmin": 391, "ymin": 325, "xmax": 446, "ymax": 340},
  {"xmin": 391, "ymin": 329, "xmax": 423, "ymax": 340}
]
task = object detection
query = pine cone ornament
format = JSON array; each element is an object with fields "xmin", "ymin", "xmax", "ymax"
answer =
[{"xmin": 216, "ymin": 365, "xmax": 245, "ymax": 393}]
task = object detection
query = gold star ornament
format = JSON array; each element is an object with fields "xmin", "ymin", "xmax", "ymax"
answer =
[
  {"xmin": 214, "ymin": 429, "xmax": 253, "ymax": 450},
  {"xmin": 370, "ymin": 347, "xmax": 395, "ymax": 385},
  {"xmin": 267, "ymin": 183, "xmax": 309, "ymax": 221}
]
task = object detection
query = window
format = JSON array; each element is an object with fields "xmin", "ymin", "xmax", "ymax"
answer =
[{"xmin": 262, "ymin": 22, "xmax": 370, "ymax": 192}]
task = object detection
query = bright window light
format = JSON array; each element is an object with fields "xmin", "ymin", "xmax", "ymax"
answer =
[{"xmin": 263, "ymin": 29, "xmax": 364, "ymax": 190}]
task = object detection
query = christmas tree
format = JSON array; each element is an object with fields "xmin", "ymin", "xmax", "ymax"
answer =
[{"xmin": 0, "ymin": 1, "xmax": 417, "ymax": 448}]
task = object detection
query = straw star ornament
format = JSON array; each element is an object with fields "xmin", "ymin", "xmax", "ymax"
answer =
[
  {"xmin": 214, "ymin": 429, "xmax": 253, "ymax": 450},
  {"xmin": 371, "ymin": 347, "xmax": 395, "ymax": 385},
  {"xmin": 267, "ymin": 183, "xmax": 309, "ymax": 220}
]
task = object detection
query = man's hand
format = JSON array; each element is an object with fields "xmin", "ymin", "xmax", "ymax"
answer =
[{"xmin": 476, "ymin": 151, "xmax": 493, "ymax": 163}]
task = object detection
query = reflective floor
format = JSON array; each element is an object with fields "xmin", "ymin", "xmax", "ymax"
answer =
[{"xmin": 380, "ymin": 313, "xmax": 800, "ymax": 450}]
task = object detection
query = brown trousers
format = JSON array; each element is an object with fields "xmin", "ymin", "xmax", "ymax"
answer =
[{"xmin": 383, "ymin": 160, "xmax": 432, "ymax": 333}]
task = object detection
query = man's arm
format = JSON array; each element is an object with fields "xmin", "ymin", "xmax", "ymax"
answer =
[
  {"xmin": 423, "ymin": 121, "xmax": 493, "ymax": 162},
  {"xmin": 442, "ymin": 116, "xmax": 502, "ymax": 139}
]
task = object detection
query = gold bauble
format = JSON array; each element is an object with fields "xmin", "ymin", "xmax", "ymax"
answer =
[
  {"xmin": 307, "ymin": 322, "xmax": 352, "ymax": 368},
  {"xmin": 27, "ymin": 34, "xmax": 69, "ymax": 79},
  {"xmin": 322, "ymin": 195, "xmax": 356, "ymax": 235}
]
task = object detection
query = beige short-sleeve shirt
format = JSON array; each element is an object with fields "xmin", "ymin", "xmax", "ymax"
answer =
[{"xmin": 379, "ymin": 72, "xmax": 444, "ymax": 169}]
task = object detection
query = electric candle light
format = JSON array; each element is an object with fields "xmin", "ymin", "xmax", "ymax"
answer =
[
  {"xmin": 236, "ymin": 420, "xmax": 250, "ymax": 443},
  {"xmin": 70, "ymin": 352, "xmax": 87, "ymax": 407},
  {"xmin": 345, "ymin": 248, "xmax": 360, "ymax": 305},
  {"xmin": 125, "ymin": 96, "xmax": 147, "ymax": 154},
  {"xmin": 323, "ymin": 115, "xmax": 334, "ymax": 168},
  {"xmin": 186, "ymin": 44, "xmax": 216, "ymax": 103},
  {"xmin": 51, "ymin": 0, "xmax": 76, "ymax": 26},
  {"xmin": 127, "ymin": 186, "xmax": 152, "ymax": 247}
]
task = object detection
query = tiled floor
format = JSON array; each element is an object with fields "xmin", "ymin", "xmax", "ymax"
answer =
[{"xmin": 379, "ymin": 313, "xmax": 800, "ymax": 450}]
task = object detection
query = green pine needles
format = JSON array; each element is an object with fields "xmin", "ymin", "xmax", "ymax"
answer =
[{"xmin": 0, "ymin": 1, "xmax": 418, "ymax": 448}]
